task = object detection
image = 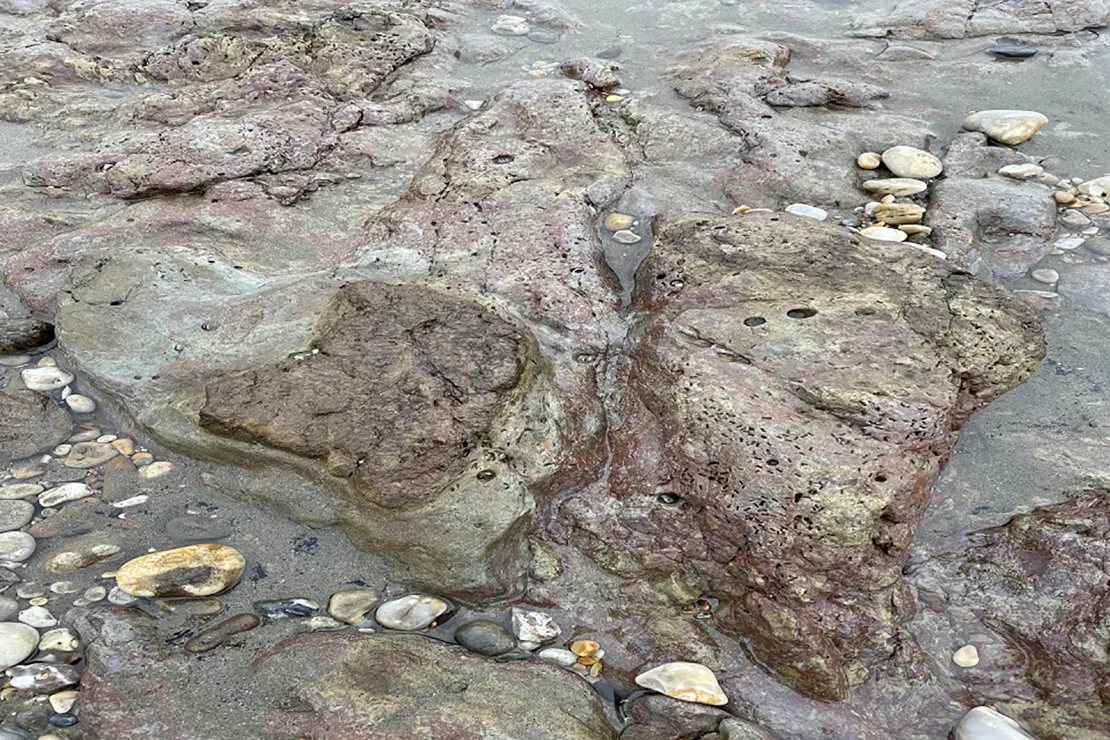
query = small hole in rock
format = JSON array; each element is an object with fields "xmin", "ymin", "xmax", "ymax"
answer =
[
  {"xmin": 856, "ymin": 307, "xmax": 877, "ymax": 316},
  {"xmin": 744, "ymin": 317, "xmax": 766, "ymax": 327},
  {"xmin": 656, "ymin": 493, "xmax": 680, "ymax": 505},
  {"xmin": 476, "ymin": 469, "xmax": 496, "ymax": 481},
  {"xmin": 787, "ymin": 307, "xmax": 817, "ymax": 319},
  {"xmin": 875, "ymin": 474, "xmax": 888, "ymax": 483}
]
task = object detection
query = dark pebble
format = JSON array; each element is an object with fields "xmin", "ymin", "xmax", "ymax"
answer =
[
  {"xmin": 184, "ymin": 612, "xmax": 262, "ymax": 653},
  {"xmin": 1084, "ymin": 237, "xmax": 1110, "ymax": 256},
  {"xmin": 48, "ymin": 714, "xmax": 79, "ymax": 728},
  {"xmin": 453, "ymin": 619, "xmax": 516, "ymax": 656},
  {"xmin": 988, "ymin": 39, "xmax": 1038, "ymax": 59}
]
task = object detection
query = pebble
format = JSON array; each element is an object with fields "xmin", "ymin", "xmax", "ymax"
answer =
[
  {"xmin": 254, "ymin": 598, "xmax": 319, "ymax": 620},
  {"xmin": 861, "ymin": 178, "xmax": 927, "ymax": 196},
  {"xmin": 83, "ymin": 585, "xmax": 107, "ymax": 602},
  {"xmin": 952, "ymin": 644, "xmax": 980, "ymax": 667},
  {"xmin": 162, "ymin": 515, "xmax": 233, "ymax": 543},
  {"xmin": 38, "ymin": 482, "xmax": 94, "ymax": 508},
  {"xmin": 184, "ymin": 612, "xmax": 261, "ymax": 653},
  {"xmin": 110, "ymin": 438, "xmax": 135, "ymax": 456},
  {"xmin": 1078, "ymin": 175, "xmax": 1110, "ymax": 198},
  {"xmin": 0, "ymin": 532, "xmax": 36, "ymax": 562},
  {"xmin": 52, "ymin": 444, "xmax": 71, "ymax": 456},
  {"xmin": 116, "ymin": 544, "xmax": 245, "ymax": 598},
  {"xmin": 137, "ymin": 461, "xmax": 173, "ymax": 479},
  {"xmin": 859, "ymin": 226, "xmax": 908, "ymax": 242},
  {"xmin": 1056, "ymin": 237, "xmax": 1085, "ymax": 250},
  {"xmin": 491, "ymin": 14, "xmax": 529, "ymax": 35},
  {"xmin": 611, "ymin": 229, "xmax": 642, "ymax": 244},
  {"xmin": 0, "ymin": 501, "xmax": 34, "ymax": 532},
  {"xmin": 37, "ymin": 628, "xmax": 79, "ymax": 652},
  {"xmin": 873, "ymin": 202, "xmax": 925, "ymax": 224},
  {"xmin": 1084, "ymin": 237, "xmax": 1110, "ymax": 256},
  {"xmin": 374, "ymin": 594, "xmax": 450, "ymax": 631},
  {"xmin": 67, "ymin": 428, "xmax": 100, "ymax": 443},
  {"xmin": 15, "ymin": 583, "xmax": 43, "ymax": 599},
  {"xmin": 18, "ymin": 606, "xmax": 57, "ymax": 628},
  {"xmin": 0, "ymin": 622, "xmax": 39, "ymax": 670},
  {"xmin": 48, "ymin": 581, "xmax": 80, "ymax": 594},
  {"xmin": 0, "ymin": 483, "xmax": 43, "ymax": 499},
  {"xmin": 47, "ymin": 544, "xmax": 121, "ymax": 574},
  {"xmin": 131, "ymin": 452, "xmax": 154, "ymax": 466},
  {"xmin": 463, "ymin": 100, "xmax": 483, "ymax": 111},
  {"xmin": 63, "ymin": 395, "xmax": 95, "ymax": 414},
  {"xmin": 538, "ymin": 648, "xmax": 578, "ymax": 667},
  {"xmin": 856, "ymin": 152, "xmax": 881, "ymax": 169},
  {"xmin": 881, "ymin": 146, "xmax": 943, "ymax": 179},
  {"xmin": 304, "ymin": 615, "xmax": 345, "ymax": 631},
  {"xmin": 1082, "ymin": 203, "xmax": 1109, "ymax": 216},
  {"xmin": 48, "ymin": 689, "xmax": 78, "ymax": 714},
  {"xmin": 111, "ymin": 495, "xmax": 149, "ymax": 508},
  {"xmin": 1031, "ymin": 269, "xmax": 1059, "ymax": 285},
  {"xmin": 511, "ymin": 607, "xmax": 561, "ymax": 649},
  {"xmin": 19, "ymin": 367, "xmax": 73, "ymax": 392},
  {"xmin": 107, "ymin": 586, "xmax": 137, "ymax": 605},
  {"xmin": 327, "ymin": 588, "xmax": 382, "ymax": 625},
  {"xmin": 963, "ymin": 109, "xmax": 1048, "ymax": 145},
  {"xmin": 1059, "ymin": 209, "xmax": 1091, "ymax": 228},
  {"xmin": 899, "ymin": 224, "xmax": 933, "ymax": 235},
  {"xmin": 0, "ymin": 728, "xmax": 30, "ymax": 740},
  {"xmin": 998, "ymin": 163, "xmax": 1044, "ymax": 180},
  {"xmin": 5, "ymin": 663, "xmax": 79, "ymax": 693},
  {"xmin": 955, "ymin": 706, "xmax": 1038, "ymax": 739},
  {"xmin": 570, "ymin": 640, "xmax": 600, "ymax": 657},
  {"xmin": 454, "ymin": 619, "xmax": 517, "ymax": 656},
  {"xmin": 784, "ymin": 203, "xmax": 828, "ymax": 221},
  {"xmin": 604, "ymin": 213, "xmax": 634, "ymax": 231},
  {"xmin": 0, "ymin": 598, "xmax": 16, "ymax": 621},
  {"xmin": 48, "ymin": 713, "xmax": 78, "ymax": 728},
  {"xmin": 528, "ymin": 31, "xmax": 560, "ymax": 44},
  {"xmin": 0, "ymin": 355, "xmax": 31, "ymax": 367},
  {"xmin": 62, "ymin": 442, "xmax": 118, "ymax": 469},
  {"xmin": 8, "ymin": 459, "xmax": 46, "ymax": 479},
  {"xmin": 635, "ymin": 661, "xmax": 729, "ymax": 706}
]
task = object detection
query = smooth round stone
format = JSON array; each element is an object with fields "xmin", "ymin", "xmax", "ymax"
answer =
[
  {"xmin": 83, "ymin": 585, "xmax": 107, "ymax": 602},
  {"xmin": 48, "ymin": 714, "xmax": 78, "ymax": 728},
  {"xmin": 963, "ymin": 110, "xmax": 1048, "ymax": 145},
  {"xmin": 7, "ymin": 662, "xmax": 79, "ymax": 692},
  {"xmin": 635, "ymin": 661, "xmax": 729, "ymax": 706},
  {"xmin": 52, "ymin": 444, "xmax": 71, "ymax": 456},
  {"xmin": 327, "ymin": 588, "xmax": 383, "ymax": 625},
  {"xmin": 527, "ymin": 30, "xmax": 559, "ymax": 44},
  {"xmin": 0, "ymin": 483, "xmax": 43, "ymax": 499},
  {"xmin": 0, "ymin": 597, "xmax": 17, "ymax": 621},
  {"xmin": 0, "ymin": 501, "xmax": 34, "ymax": 532},
  {"xmin": 491, "ymin": 14, "xmax": 529, "ymax": 35},
  {"xmin": 107, "ymin": 586, "xmax": 137, "ymax": 605},
  {"xmin": 63, "ymin": 395, "xmax": 95, "ymax": 414},
  {"xmin": 67, "ymin": 428, "xmax": 100, "ymax": 442},
  {"xmin": 453, "ymin": 619, "xmax": 516, "ymax": 656},
  {"xmin": 0, "ymin": 622, "xmax": 39, "ymax": 670},
  {"xmin": 952, "ymin": 644, "xmax": 980, "ymax": 667},
  {"xmin": 138, "ymin": 461, "xmax": 173, "ymax": 479},
  {"xmin": 856, "ymin": 152, "xmax": 881, "ymax": 169},
  {"xmin": 859, "ymin": 226, "xmax": 908, "ymax": 243},
  {"xmin": 784, "ymin": 203, "xmax": 828, "ymax": 221},
  {"xmin": 254, "ymin": 598, "xmax": 319, "ymax": 621},
  {"xmin": 1055, "ymin": 190, "xmax": 1077, "ymax": 205},
  {"xmin": 955, "ymin": 706, "xmax": 1037, "ymax": 739},
  {"xmin": 0, "ymin": 532, "xmax": 36, "ymax": 562},
  {"xmin": 19, "ymin": 367, "xmax": 73, "ymax": 392},
  {"xmin": 1031, "ymin": 268, "xmax": 1059, "ymax": 285},
  {"xmin": 37, "ymin": 482, "xmax": 93, "ymax": 508},
  {"xmin": 305, "ymin": 615, "xmax": 345, "ymax": 631},
  {"xmin": 604, "ymin": 212, "xmax": 634, "ymax": 231},
  {"xmin": 0, "ymin": 728, "xmax": 31, "ymax": 740},
  {"xmin": 1084, "ymin": 237, "xmax": 1110, "ymax": 256},
  {"xmin": 899, "ymin": 224, "xmax": 933, "ymax": 236},
  {"xmin": 18, "ymin": 606, "xmax": 57, "ymax": 628},
  {"xmin": 611, "ymin": 229, "xmax": 642, "ymax": 244},
  {"xmin": 881, "ymin": 146, "xmax": 942, "ymax": 179},
  {"xmin": 162, "ymin": 515, "xmax": 233, "ymax": 543},
  {"xmin": 116, "ymin": 544, "xmax": 245, "ymax": 598},
  {"xmin": 62, "ymin": 442, "xmax": 118, "ymax": 468},
  {"xmin": 375, "ymin": 594, "xmax": 449, "ymax": 631},
  {"xmin": 998, "ymin": 163, "xmax": 1044, "ymax": 180},
  {"xmin": 0, "ymin": 355, "xmax": 31, "ymax": 367},
  {"xmin": 1060, "ymin": 209, "xmax": 1091, "ymax": 228},
  {"xmin": 184, "ymin": 612, "xmax": 261, "ymax": 653},
  {"xmin": 861, "ymin": 178, "xmax": 927, "ymax": 196},
  {"xmin": 1078, "ymin": 175, "xmax": 1110, "ymax": 198},
  {"xmin": 537, "ymin": 647, "xmax": 578, "ymax": 667},
  {"xmin": 1056, "ymin": 237, "xmax": 1085, "ymax": 251},
  {"xmin": 48, "ymin": 689, "xmax": 78, "ymax": 714}
]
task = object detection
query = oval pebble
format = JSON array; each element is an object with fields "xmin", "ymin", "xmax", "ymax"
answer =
[
  {"xmin": 38, "ymin": 482, "xmax": 94, "ymax": 508},
  {"xmin": 0, "ymin": 532, "xmax": 36, "ymax": 562},
  {"xmin": 952, "ymin": 644, "xmax": 980, "ymax": 667},
  {"xmin": 19, "ymin": 367, "xmax": 73, "ymax": 392},
  {"xmin": 0, "ymin": 484, "xmax": 43, "ymax": 500},
  {"xmin": 538, "ymin": 647, "xmax": 578, "ymax": 667},
  {"xmin": 611, "ymin": 229, "xmax": 642, "ymax": 244},
  {"xmin": 375, "ymin": 594, "xmax": 449, "ymax": 631},
  {"xmin": 859, "ymin": 226, "xmax": 908, "ymax": 243},
  {"xmin": 856, "ymin": 152, "xmax": 881, "ymax": 169},
  {"xmin": 881, "ymin": 145, "xmax": 943, "ymax": 179},
  {"xmin": 784, "ymin": 203, "xmax": 828, "ymax": 221},
  {"xmin": 64, "ymin": 395, "xmax": 96, "ymax": 414},
  {"xmin": 1031, "ymin": 268, "xmax": 1059, "ymax": 285},
  {"xmin": 184, "ymin": 612, "xmax": 261, "ymax": 653},
  {"xmin": 18, "ymin": 606, "xmax": 57, "ymax": 628},
  {"xmin": 0, "ymin": 622, "xmax": 40, "ymax": 670},
  {"xmin": 861, "ymin": 178, "xmax": 927, "ymax": 197},
  {"xmin": 116, "ymin": 544, "xmax": 245, "ymax": 598},
  {"xmin": 0, "ymin": 501, "xmax": 34, "ymax": 533},
  {"xmin": 327, "ymin": 588, "xmax": 383, "ymax": 625},
  {"xmin": 454, "ymin": 619, "xmax": 516, "ymax": 656}
]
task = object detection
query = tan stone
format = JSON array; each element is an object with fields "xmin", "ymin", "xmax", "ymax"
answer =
[
  {"xmin": 873, "ymin": 203, "xmax": 925, "ymax": 224},
  {"xmin": 604, "ymin": 213, "xmax": 634, "ymax": 231},
  {"xmin": 856, "ymin": 152, "xmax": 881, "ymax": 169},
  {"xmin": 116, "ymin": 544, "xmax": 245, "ymax": 598}
]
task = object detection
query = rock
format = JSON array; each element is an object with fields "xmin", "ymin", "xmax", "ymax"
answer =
[
  {"xmin": 1085, "ymin": 237, "xmax": 1110, "ymax": 256},
  {"xmin": 873, "ymin": 202, "xmax": 925, "ymax": 224},
  {"xmin": 38, "ymin": 482, "xmax": 94, "ymax": 508},
  {"xmin": 18, "ymin": 606, "xmax": 57, "ymax": 628},
  {"xmin": 137, "ymin": 460, "xmax": 173, "ymax": 479},
  {"xmin": 491, "ymin": 15, "xmax": 529, "ymax": 36},
  {"xmin": 38, "ymin": 628, "xmax": 79, "ymax": 652},
  {"xmin": 571, "ymin": 640, "xmax": 600, "ymax": 657},
  {"xmin": 252, "ymin": 598, "xmax": 318, "ymax": 621},
  {"xmin": 861, "ymin": 178, "xmax": 927, "ymax": 196},
  {"xmin": 622, "ymin": 693, "xmax": 733, "ymax": 740},
  {"xmin": 304, "ymin": 616, "xmax": 345, "ymax": 632},
  {"xmin": 62, "ymin": 442, "xmax": 118, "ymax": 468},
  {"xmin": 952, "ymin": 644, "xmax": 979, "ymax": 667},
  {"xmin": 718, "ymin": 718, "xmax": 781, "ymax": 739},
  {"xmin": 612, "ymin": 229, "xmax": 643, "ymax": 244},
  {"xmin": 0, "ymin": 623, "xmax": 39, "ymax": 670},
  {"xmin": 1059, "ymin": 209, "xmax": 1091, "ymax": 228},
  {"xmin": 955, "ymin": 707, "xmax": 1038, "ymax": 739},
  {"xmin": 6, "ymin": 663, "xmax": 79, "ymax": 693},
  {"xmin": 0, "ymin": 532, "xmax": 36, "ymax": 562},
  {"xmin": 560, "ymin": 57, "xmax": 620, "ymax": 89},
  {"xmin": 47, "ymin": 542, "xmax": 121, "ymax": 573},
  {"xmin": 635, "ymin": 662, "xmax": 729, "ymax": 706},
  {"xmin": 880, "ymin": 146, "xmax": 942, "ymax": 179},
  {"xmin": 162, "ymin": 515, "xmax": 233, "ymax": 543},
  {"xmin": 0, "ymin": 483, "xmax": 43, "ymax": 499},
  {"xmin": 1078, "ymin": 176, "xmax": 1110, "ymax": 198},
  {"xmin": 604, "ymin": 213, "xmax": 634, "ymax": 231},
  {"xmin": 538, "ymin": 648, "xmax": 578, "ymax": 666},
  {"xmin": 0, "ymin": 319, "xmax": 53, "ymax": 354},
  {"xmin": 856, "ymin": 152, "xmax": 881, "ymax": 170},
  {"xmin": 0, "ymin": 501, "xmax": 34, "ymax": 532},
  {"xmin": 0, "ymin": 598, "xmax": 17, "ymax": 621},
  {"xmin": 115, "ymin": 544, "xmax": 245, "ymax": 597},
  {"xmin": 859, "ymin": 226, "xmax": 908, "ymax": 242},
  {"xmin": 64, "ymin": 394, "xmax": 96, "ymax": 414},
  {"xmin": 375, "ymin": 594, "xmax": 449, "ymax": 631},
  {"xmin": 1030, "ymin": 268, "xmax": 1059, "ymax": 285},
  {"xmin": 764, "ymin": 77, "xmax": 887, "ymax": 108},
  {"xmin": 999, "ymin": 164, "xmax": 1044, "ymax": 180},
  {"xmin": 19, "ymin": 367, "xmax": 73, "ymax": 392},
  {"xmin": 511, "ymin": 606, "xmax": 561, "ymax": 647},
  {"xmin": 784, "ymin": 204, "xmax": 828, "ymax": 221},
  {"xmin": 963, "ymin": 110, "xmax": 1048, "ymax": 145},
  {"xmin": 453, "ymin": 619, "xmax": 516, "ymax": 656},
  {"xmin": 48, "ymin": 689, "xmax": 79, "ymax": 714},
  {"xmin": 528, "ymin": 31, "xmax": 560, "ymax": 44},
  {"xmin": 0, "ymin": 391, "xmax": 72, "ymax": 464},
  {"xmin": 327, "ymin": 589, "xmax": 382, "ymax": 625},
  {"xmin": 184, "ymin": 613, "xmax": 262, "ymax": 653}
]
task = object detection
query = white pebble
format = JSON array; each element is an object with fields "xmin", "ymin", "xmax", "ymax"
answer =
[
  {"xmin": 18, "ymin": 606, "xmax": 57, "ymax": 629},
  {"xmin": 784, "ymin": 203, "xmax": 828, "ymax": 221},
  {"xmin": 137, "ymin": 461, "xmax": 173, "ymax": 480},
  {"xmin": 952, "ymin": 644, "xmax": 980, "ymax": 667},
  {"xmin": 38, "ymin": 482, "xmax": 94, "ymax": 508},
  {"xmin": 64, "ymin": 395, "xmax": 96, "ymax": 413},
  {"xmin": 1030, "ymin": 269, "xmax": 1059, "ymax": 285},
  {"xmin": 20, "ymin": 367, "xmax": 74, "ymax": 392}
]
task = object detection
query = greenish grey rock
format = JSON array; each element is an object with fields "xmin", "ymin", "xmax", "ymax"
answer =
[{"xmin": 453, "ymin": 619, "xmax": 516, "ymax": 656}]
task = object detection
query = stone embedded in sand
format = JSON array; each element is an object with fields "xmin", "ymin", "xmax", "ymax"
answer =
[
  {"xmin": 375, "ymin": 594, "xmax": 449, "ymax": 631},
  {"xmin": 861, "ymin": 178, "xmax": 927, "ymax": 196},
  {"xmin": 963, "ymin": 110, "xmax": 1048, "ymax": 146},
  {"xmin": 999, "ymin": 164, "xmax": 1044, "ymax": 180},
  {"xmin": 604, "ymin": 212, "xmax": 634, "ymax": 231},
  {"xmin": 115, "ymin": 544, "xmax": 245, "ymax": 598},
  {"xmin": 38, "ymin": 482, "xmax": 94, "ymax": 508},
  {"xmin": 857, "ymin": 152, "xmax": 881, "ymax": 169},
  {"xmin": 327, "ymin": 588, "xmax": 382, "ymax": 625},
  {"xmin": 454, "ymin": 619, "xmax": 516, "ymax": 656},
  {"xmin": 0, "ymin": 532, "xmax": 37, "ymax": 562},
  {"xmin": 0, "ymin": 622, "xmax": 39, "ymax": 670},
  {"xmin": 952, "ymin": 644, "xmax": 979, "ymax": 667},
  {"xmin": 881, "ymin": 146, "xmax": 943, "ymax": 179},
  {"xmin": 612, "ymin": 229, "xmax": 642, "ymax": 244},
  {"xmin": 62, "ymin": 442, "xmax": 118, "ymax": 468},
  {"xmin": 635, "ymin": 661, "xmax": 729, "ymax": 706},
  {"xmin": 6, "ymin": 662, "xmax": 79, "ymax": 693}
]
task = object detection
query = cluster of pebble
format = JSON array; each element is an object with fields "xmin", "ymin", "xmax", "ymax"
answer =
[
  {"xmin": 490, "ymin": 14, "xmax": 560, "ymax": 45},
  {"xmin": 601, "ymin": 211, "xmax": 645, "ymax": 245},
  {"xmin": 1019, "ymin": 170, "xmax": 1110, "ymax": 289}
]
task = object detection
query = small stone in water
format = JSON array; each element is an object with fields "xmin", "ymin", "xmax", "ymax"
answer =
[
  {"xmin": 184, "ymin": 612, "xmax": 262, "ymax": 653},
  {"xmin": 116, "ymin": 544, "xmax": 245, "ymax": 598},
  {"xmin": 327, "ymin": 588, "xmax": 382, "ymax": 625},
  {"xmin": 83, "ymin": 585, "xmax": 107, "ymax": 602},
  {"xmin": 138, "ymin": 461, "xmax": 173, "ymax": 479},
  {"xmin": 635, "ymin": 661, "xmax": 729, "ymax": 706},
  {"xmin": 454, "ymin": 619, "xmax": 517, "ymax": 656},
  {"xmin": 528, "ymin": 30, "xmax": 560, "ymax": 44},
  {"xmin": 537, "ymin": 647, "xmax": 578, "ymax": 667},
  {"xmin": 952, "ymin": 644, "xmax": 980, "ymax": 667},
  {"xmin": 1031, "ymin": 269, "xmax": 1059, "ymax": 285},
  {"xmin": 784, "ymin": 203, "xmax": 828, "ymax": 221},
  {"xmin": 604, "ymin": 212, "xmax": 634, "ymax": 231},
  {"xmin": 0, "ymin": 501, "xmax": 34, "ymax": 533},
  {"xmin": 856, "ymin": 152, "xmax": 881, "ymax": 169},
  {"xmin": 64, "ymin": 395, "xmax": 96, "ymax": 414},
  {"xmin": 1056, "ymin": 237, "xmax": 1085, "ymax": 250},
  {"xmin": 48, "ymin": 714, "xmax": 78, "ymax": 728},
  {"xmin": 375, "ymin": 594, "xmax": 450, "ymax": 631},
  {"xmin": 107, "ymin": 586, "xmax": 137, "ymax": 605},
  {"xmin": 491, "ymin": 14, "xmax": 529, "ymax": 35},
  {"xmin": 304, "ymin": 615, "xmax": 346, "ymax": 631},
  {"xmin": 611, "ymin": 229, "xmax": 642, "ymax": 244},
  {"xmin": 511, "ymin": 606, "xmax": 561, "ymax": 647},
  {"xmin": 998, "ymin": 163, "xmax": 1043, "ymax": 180},
  {"xmin": 570, "ymin": 639, "xmax": 599, "ymax": 657},
  {"xmin": 18, "ymin": 606, "xmax": 57, "ymax": 628},
  {"xmin": 955, "ymin": 706, "xmax": 1037, "ymax": 739},
  {"xmin": 110, "ymin": 438, "xmax": 135, "ymax": 455},
  {"xmin": 0, "ymin": 598, "xmax": 16, "ymax": 621},
  {"xmin": 0, "ymin": 532, "xmax": 36, "ymax": 562},
  {"xmin": 0, "ymin": 622, "xmax": 40, "ymax": 670},
  {"xmin": 0, "ymin": 483, "xmax": 43, "ymax": 499},
  {"xmin": 52, "ymin": 444, "xmax": 71, "ymax": 456},
  {"xmin": 255, "ymin": 598, "xmax": 320, "ymax": 621},
  {"xmin": 859, "ymin": 226, "xmax": 908, "ymax": 243},
  {"xmin": 63, "ymin": 442, "xmax": 117, "ymax": 468},
  {"xmin": 19, "ymin": 367, "xmax": 74, "ymax": 392},
  {"xmin": 38, "ymin": 482, "xmax": 94, "ymax": 508},
  {"xmin": 1059, "ymin": 209, "xmax": 1091, "ymax": 228},
  {"xmin": 67, "ymin": 428, "xmax": 100, "ymax": 442}
]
